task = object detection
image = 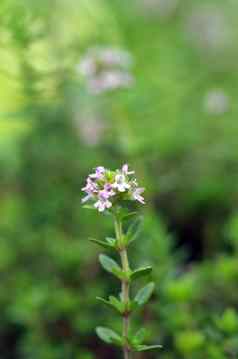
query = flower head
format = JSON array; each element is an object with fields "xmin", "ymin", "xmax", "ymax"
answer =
[
  {"xmin": 77, "ymin": 47, "xmax": 134, "ymax": 95},
  {"xmin": 82, "ymin": 164, "xmax": 145, "ymax": 212}
]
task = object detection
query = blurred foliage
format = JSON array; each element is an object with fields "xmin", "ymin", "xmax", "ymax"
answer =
[{"xmin": 1, "ymin": 0, "xmax": 238, "ymax": 358}]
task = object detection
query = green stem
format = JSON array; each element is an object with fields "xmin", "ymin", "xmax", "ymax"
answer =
[{"xmin": 114, "ymin": 215, "xmax": 132, "ymax": 359}]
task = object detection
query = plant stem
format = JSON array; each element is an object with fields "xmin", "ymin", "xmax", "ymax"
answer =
[{"xmin": 114, "ymin": 215, "xmax": 132, "ymax": 359}]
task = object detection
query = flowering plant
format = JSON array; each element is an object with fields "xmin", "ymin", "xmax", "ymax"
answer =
[
  {"xmin": 82, "ymin": 165, "xmax": 161, "ymax": 358},
  {"xmin": 82, "ymin": 164, "xmax": 145, "ymax": 211}
]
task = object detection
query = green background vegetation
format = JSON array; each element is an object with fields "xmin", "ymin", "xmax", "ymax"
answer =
[{"xmin": 1, "ymin": 0, "xmax": 238, "ymax": 358}]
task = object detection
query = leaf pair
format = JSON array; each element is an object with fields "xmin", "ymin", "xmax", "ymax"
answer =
[
  {"xmin": 97, "ymin": 281, "xmax": 155, "ymax": 314},
  {"xmin": 96, "ymin": 327, "xmax": 162, "ymax": 352},
  {"xmin": 90, "ymin": 216, "xmax": 143, "ymax": 251},
  {"xmin": 99, "ymin": 254, "xmax": 152, "ymax": 282},
  {"xmin": 129, "ymin": 328, "xmax": 162, "ymax": 352}
]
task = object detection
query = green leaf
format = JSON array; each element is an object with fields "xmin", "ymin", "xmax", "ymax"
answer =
[
  {"xmin": 126, "ymin": 217, "xmax": 143, "ymax": 245},
  {"xmin": 134, "ymin": 282, "xmax": 155, "ymax": 307},
  {"xmin": 137, "ymin": 344, "xmax": 162, "ymax": 351},
  {"xmin": 90, "ymin": 238, "xmax": 114, "ymax": 249},
  {"xmin": 109, "ymin": 296, "xmax": 125, "ymax": 314},
  {"xmin": 82, "ymin": 204, "xmax": 96, "ymax": 210},
  {"xmin": 97, "ymin": 295, "xmax": 130, "ymax": 315},
  {"xmin": 99, "ymin": 254, "xmax": 123, "ymax": 279},
  {"xmin": 132, "ymin": 328, "xmax": 147, "ymax": 345},
  {"xmin": 96, "ymin": 296, "xmax": 113, "ymax": 308},
  {"xmin": 99, "ymin": 254, "xmax": 120, "ymax": 272},
  {"xmin": 115, "ymin": 207, "xmax": 136, "ymax": 220},
  {"xmin": 96, "ymin": 327, "xmax": 122, "ymax": 346},
  {"xmin": 131, "ymin": 266, "xmax": 152, "ymax": 280},
  {"xmin": 105, "ymin": 237, "xmax": 116, "ymax": 246},
  {"xmin": 129, "ymin": 328, "xmax": 162, "ymax": 352},
  {"xmin": 122, "ymin": 211, "xmax": 137, "ymax": 220}
]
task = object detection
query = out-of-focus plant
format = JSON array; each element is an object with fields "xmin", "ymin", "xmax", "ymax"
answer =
[
  {"xmin": 1, "ymin": 0, "xmax": 238, "ymax": 358},
  {"xmin": 78, "ymin": 47, "xmax": 134, "ymax": 94},
  {"xmin": 82, "ymin": 164, "xmax": 161, "ymax": 358}
]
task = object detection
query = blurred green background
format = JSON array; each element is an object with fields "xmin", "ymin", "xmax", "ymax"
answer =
[{"xmin": 1, "ymin": 0, "xmax": 238, "ymax": 358}]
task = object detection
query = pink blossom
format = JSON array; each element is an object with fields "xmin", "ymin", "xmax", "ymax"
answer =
[
  {"xmin": 103, "ymin": 183, "xmax": 115, "ymax": 197},
  {"xmin": 122, "ymin": 164, "xmax": 135, "ymax": 175},
  {"xmin": 81, "ymin": 178, "xmax": 98, "ymax": 203},
  {"xmin": 113, "ymin": 173, "xmax": 130, "ymax": 192},
  {"xmin": 132, "ymin": 187, "xmax": 145, "ymax": 204},
  {"xmin": 94, "ymin": 191, "xmax": 113, "ymax": 212},
  {"xmin": 82, "ymin": 178, "xmax": 98, "ymax": 193},
  {"xmin": 94, "ymin": 199, "xmax": 112, "ymax": 212},
  {"xmin": 89, "ymin": 166, "xmax": 106, "ymax": 180}
]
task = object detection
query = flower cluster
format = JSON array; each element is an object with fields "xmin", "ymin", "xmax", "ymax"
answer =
[
  {"xmin": 82, "ymin": 164, "xmax": 145, "ymax": 212},
  {"xmin": 77, "ymin": 47, "xmax": 134, "ymax": 94}
]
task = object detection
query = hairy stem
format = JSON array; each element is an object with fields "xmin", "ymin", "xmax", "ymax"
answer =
[{"xmin": 114, "ymin": 215, "xmax": 132, "ymax": 359}]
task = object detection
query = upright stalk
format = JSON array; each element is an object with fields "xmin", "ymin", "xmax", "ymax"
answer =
[
  {"xmin": 114, "ymin": 215, "xmax": 132, "ymax": 359},
  {"xmin": 83, "ymin": 165, "xmax": 160, "ymax": 357}
]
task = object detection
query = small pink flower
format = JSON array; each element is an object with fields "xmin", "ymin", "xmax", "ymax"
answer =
[
  {"xmin": 94, "ymin": 191, "xmax": 113, "ymax": 212},
  {"xmin": 113, "ymin": 173, "xmax": 130, "ymax": 192},
  {"xmin": 94, "ymin": 200, "xmax": 112, "ymax": 212},
  {"xmin": 82, "ymin": 178, "xmax": 98, "ymax": 193},
  {"xmin": 132, "ymin": 187, "xmax": 145, "ymax": 204},
  {"xmin": 103, "ymin": 183, "xmax": 115, "ymax": 197},
  {"xmin": 122, "ymin": 164, "xmax": 135, "ymax": 175},
  {"xmin": 89, "ymin": 166, "xmax": 105, "ymax": 180},
  {"xmin": 81, "ymin": 178, "xmax": 98, "ymax": 203}
]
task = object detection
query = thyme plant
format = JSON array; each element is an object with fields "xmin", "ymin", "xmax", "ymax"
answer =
[{"xmin": 82, "ymin": 165, "xmax": 161, "ymax": 358}]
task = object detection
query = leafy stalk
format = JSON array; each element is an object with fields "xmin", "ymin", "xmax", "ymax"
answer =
[
  {"xmin": 114, "ymin": 214, "xmax": 131, "ymax": 359},
  {"xmin": 83, "ymin": 164, "xmax": 161, "ymax": 357}
]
